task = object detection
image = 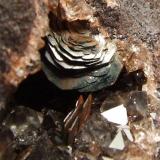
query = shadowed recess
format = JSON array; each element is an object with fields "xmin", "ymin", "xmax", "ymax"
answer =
[{"xmin": 14, "ymin": 71, "xmax": 79, "ymax": 112}]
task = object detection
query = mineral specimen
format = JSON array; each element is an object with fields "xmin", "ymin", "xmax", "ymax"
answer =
[
  {"xmin": 42, "ymin": 22, "xmax": 123, "ymax": 92},
  {"xmin": 64, "ymin": 95, "xmax": 92, "ymax": 144}
]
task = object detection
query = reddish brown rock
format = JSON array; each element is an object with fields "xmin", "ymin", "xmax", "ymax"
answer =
[
  {"xmin": 0, "ymin": 0, "xmax": 49, "ymax": 85},
  {"xmin": 59, "ymin": 0, "xmax": 93, "ymax": 22},
  {"xmin": 0, "ymin": 0, "xmax": 50, "ymax": 107}
]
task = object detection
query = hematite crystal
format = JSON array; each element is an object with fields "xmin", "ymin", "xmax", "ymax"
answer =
[{"xmin": 42, "ymin": 28, "xmax": 123, "ymax": 92}]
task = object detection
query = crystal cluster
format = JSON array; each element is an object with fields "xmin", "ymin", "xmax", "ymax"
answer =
[{"xmin": 42, "ymin": 28, "xmax": 122, "ymax": 92}]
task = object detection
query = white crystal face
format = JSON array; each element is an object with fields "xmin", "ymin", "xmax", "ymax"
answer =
[{"xmin": 45, "ymin": 30, "xmax": 117, "ymax": 70}]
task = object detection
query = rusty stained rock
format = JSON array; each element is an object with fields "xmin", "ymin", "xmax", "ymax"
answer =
[
  {"xmin": 85, "ymin": 0, "xmax": 160, "ymax": 100},
  {"xmin": 0, "ymin": 0, "xmax": 49, "ymax": 86},
  {"xmin": 116, "ymin": 38, "xmax": 160, "ymax": 100},
  {"xmin": 59, "ymin": 0, "xmax": 94, "ymax": 22},
  {"xmin": 0, "ymin": 0, "xmax": 53, "ymax": 108}
]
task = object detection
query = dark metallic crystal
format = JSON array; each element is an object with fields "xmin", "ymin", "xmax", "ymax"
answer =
[{"xmin": 42, "ymin": 29, "xmax": 123, "ymax": 92}]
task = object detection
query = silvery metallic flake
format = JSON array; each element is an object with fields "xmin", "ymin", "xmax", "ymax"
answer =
[{"xmin": 42, "ymin": 29, "xmax": 123, "ymax": 92}]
